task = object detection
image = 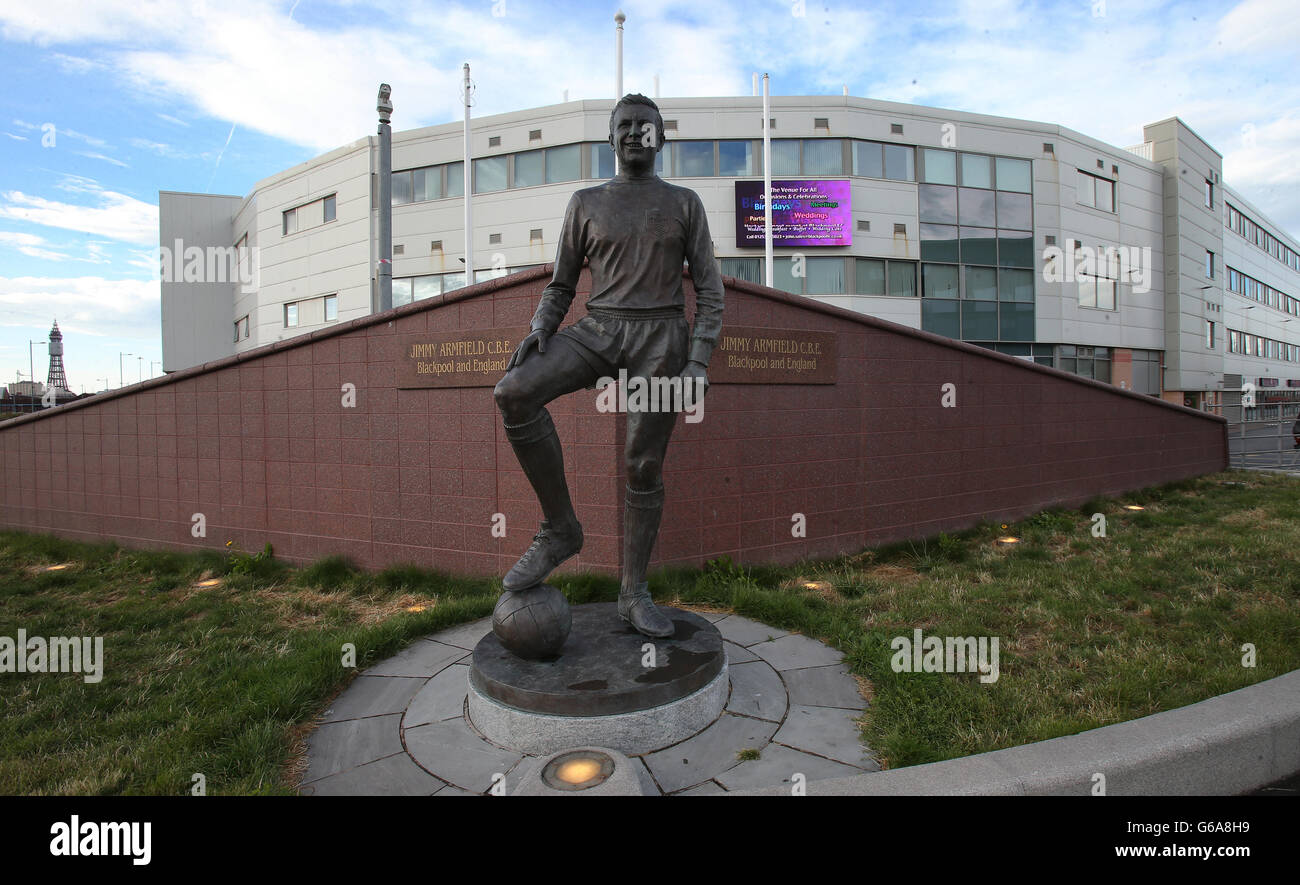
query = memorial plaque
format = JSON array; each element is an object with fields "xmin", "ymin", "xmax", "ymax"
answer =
[
  {"xmin": 709, "ymin": 325, "xmax": 838, "ymax": 384},
  {"xmin": 397, "ymin": 327, "xmax": 526, "ymax": 388}
]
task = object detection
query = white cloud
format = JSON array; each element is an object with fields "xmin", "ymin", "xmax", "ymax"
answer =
[
  {"xmin": 74, "ymin": 151, "xmax": 129, "ymax": 167},
  {"xmin": 0, "ymin": 179, "xmax": 157, "ymax": 245},
  {"xmin": 0, "ymin": 275, "xmax": 159, "ymax": 340},
  {"xmin": 0, "ymin": 231, "xmax": 70, "ymax": 261}
]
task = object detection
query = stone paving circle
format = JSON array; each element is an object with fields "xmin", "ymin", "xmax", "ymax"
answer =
[{"xmin": 299, "ymin": 609, "xmax": 880, "ymax": 796}]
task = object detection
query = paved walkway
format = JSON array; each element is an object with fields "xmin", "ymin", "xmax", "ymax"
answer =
[{"xmin": 299, "ymin": 610, "xmax": 879, "ymax": 795}]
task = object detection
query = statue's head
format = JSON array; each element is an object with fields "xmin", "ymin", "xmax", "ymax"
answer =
[{"xmin": 608, "ymin": 93, "xmax": 664, "ymax": 173}]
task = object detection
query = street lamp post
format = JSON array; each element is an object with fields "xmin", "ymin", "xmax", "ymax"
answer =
[{"xmin": 120, "ymin": 352, "xmax": 133, "ymax": 388}]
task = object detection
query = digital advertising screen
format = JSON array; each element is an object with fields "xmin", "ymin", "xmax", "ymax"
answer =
[{"xmin": 734, "ymin": 179, "xmax": 852, "ymax": 247}]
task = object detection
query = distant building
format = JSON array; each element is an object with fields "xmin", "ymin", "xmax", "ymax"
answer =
[
  {"xmin": 160, "ymin": 96, "xmax": 1300, "ymax": 415},
  {"xmin": 6, "ymin": 381, "xmax": 45, "ymax": 397}
]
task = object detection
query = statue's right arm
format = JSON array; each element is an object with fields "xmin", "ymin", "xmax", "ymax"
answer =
[{"xmin": 529, "ymin": 192, "xmax": 585, "ymax": 335}]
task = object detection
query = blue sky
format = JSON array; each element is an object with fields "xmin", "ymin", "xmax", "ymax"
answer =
[{"xmin": 1, "ymin": 0, "xmax": 1297, "ymax": 392}]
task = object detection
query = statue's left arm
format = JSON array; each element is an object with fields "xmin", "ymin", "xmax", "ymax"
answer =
[{"xmin": 683, "ymin": 191, "xmax": 725, "ymax": 371}]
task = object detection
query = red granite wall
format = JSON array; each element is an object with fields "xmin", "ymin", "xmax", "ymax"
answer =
[{"xmin": 0, "ymin": 268, "xmax": 1227, "ymax": 578}]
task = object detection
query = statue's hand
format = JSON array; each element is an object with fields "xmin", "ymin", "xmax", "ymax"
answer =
[
  {"xmin": 507, "ymin": 329, "xmax": 550, "ymax": 370},
  {"xmin": 679, "ymin": 359, "xmax": 709, "ymax": 400}
]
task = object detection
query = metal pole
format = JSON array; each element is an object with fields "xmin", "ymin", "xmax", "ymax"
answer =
[
  {"xmin": 377, "ymin": 84, "xmax": 393, "ymax": 313},
  {"xmin": 463, "ymin": 63, "xmax": 474, "ymax": 286},
  {"xmin": 615, "ymin": 10, "xmax": 625, "ymax": 97},
  {"xmin": 763, "ymin": 73, "xmax": 773, "ymax": 288}
]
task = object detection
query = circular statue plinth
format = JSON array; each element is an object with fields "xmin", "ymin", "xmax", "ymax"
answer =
[{"xmin": 469, "ymin": 603, "xmax": 727, "ymax": 755}]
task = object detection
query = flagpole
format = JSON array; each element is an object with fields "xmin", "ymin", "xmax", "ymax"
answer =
[{"xmin": 763, "ymin": 73, "xmax": 773, "ymax": 287}]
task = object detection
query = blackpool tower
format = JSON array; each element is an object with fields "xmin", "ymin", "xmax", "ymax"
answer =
[{"xmin": 46, "ymin": 320, "xmax": 70, "ymax": 394}]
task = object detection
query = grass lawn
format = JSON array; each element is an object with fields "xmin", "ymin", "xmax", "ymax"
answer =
[{"xmin": 2, "ymin": 468, "xmax": 1298, "ymax": 793}]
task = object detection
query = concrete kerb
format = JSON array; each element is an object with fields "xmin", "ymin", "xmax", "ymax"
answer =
[{"xmin": 729, "ymin": 668, "xmax": 1300, "ymax": 796}]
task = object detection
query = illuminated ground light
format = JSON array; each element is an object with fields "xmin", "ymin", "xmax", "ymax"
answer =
[
  {"xmin": 195, "ymin": 579, "xmax": 222, "ymax": 588},
  {"xmin": 405, "ymin": 605, "xmax": 426, "ymax": 613},
  {"xmin": 801, "ymin": 581, "xmax": 832, "ymax": 592},
  {"xmin": 1124, "ymin": 505, "xmax": 1146, "ymax": 511},
  {"xmin": 542, "ymin": 750, "xmax": 615, "ymax": 791},
  {"xmin": 40, "ymin": 563, "xmax": 73, "ymax": 572},
  {"xmin": 995, "ymin": 536, "xmax": 1021, "ymax": 546}
]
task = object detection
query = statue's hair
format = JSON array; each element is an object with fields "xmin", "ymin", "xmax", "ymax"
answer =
[{"xmin": 609, "ymin": 93, "xmax": 664, "ymax": 140}]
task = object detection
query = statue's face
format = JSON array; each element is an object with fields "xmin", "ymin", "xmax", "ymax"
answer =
[{"xmin": 609, "ymin": 103, "xmax": 662, "ymax": 174}]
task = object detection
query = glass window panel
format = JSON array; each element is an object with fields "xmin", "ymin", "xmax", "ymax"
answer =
[
  {"xmin": 997, "ymin": 229, "xmax": 1034, "ymax": 268},
  {"xmin": 771, "ymin": 140, "xmax": 801, "ymax": 175},
  {"xmin": 1096, "ymin": 178, "xmax": 1114, "ymax": 212},
  {"xmin": 883, "ymin": 144, "xmax": 915, "ymax": 180},
  {"xmin": 999, "ymin": 302, "xmax": 1034, "ymax": 340},
  {"xmin": 922, "ymin": 299, "xmax": 960, "ymax": 338},
  {"xmin": 1096, "ymin": 279, "xmax": 1116, "ymax": 310},
  {"xmin": 391, "ymin": 170, "xmax": 412, "ymax": 205},
  {"xmin": 803, "ymin": 139, "xmax": 842, "ymax": 175},
  {"xmin": 1059, "ymin": 358, "xmax": 1076, "ymax": 373},
  {"xmin": 922, "ymin": 263, "xmax": 960, "ymax": 298},
  {"xmin": 284, "ymin": 303, "xmax": 298, "ymax": 326},
  {"xmin": 960, "ymin": 227, "xmax": 998, "ymax": 266},
  {"xmin": 677, "ymin": 141, "xmax": 714, "ymax": 177},
  {"xmin": 856, "ymin": 258, "xmax": 885, "ymax": 296},
  {"xmin": 958, "ymin": 187, "xmax": 996, "ymax": 226},
  {"xmin": 920, "ymin": 223, "xmax": 959, "ymax": 262},
  {"xmin": 1077, "ymin": 169, "xmax": 1095, "ymax": 207},
  {"xmin": 413, "ymin": 276, "xmax": 441, "ymax": 301},
  {"xmin": 1078, "ymin": 278, "xmax": 1097, "ymax": 308},
  {"xmin": 962, "ymin": 300, "xmax": 998, "ymax": 339},
  {"xmin": 888, "ymin": 261, "xmax": 917, "ymax": 298},
  {"xmin": 853, "ymin": 141, "xmax": 882, "ymax": 178},
  {"xmin": 324, "ymin": 295, "xmax": 337, "ymax": 321},
  {"xmin": 1095, "ymin": 359, "xmax": 1110, "ymax": 383},
  {"xmin": 546, "ymin": 144, "xmax": 580, "ymax": 183},
  {"xmin": 805, "ymin": 257, "xmax": 845, "ymax": 294},
  {"xmin": 960, "ymin": 153, "xmax": 992, "ymax": 188},
  {"xmin": 445, "ymin": 162, "xmax": 464, "ymax": 197},
  {"xmin": 775, "ymin": 256, "xmax": 803, "ymax": 293},
  {"xmin": 323, "ymin": 194, "xmax": 337, "ymax": 221},
  {"xmin": 718, "ymin": 141, "xmax": 753, "ymax": 176},
  {"xmin": 919, "ymin": 184, "xmax": 958, "ymax": 223},
  {"xmin": 996, "ymin": 192, "xmax": 1031, "ymax": 229},
  {"xmin": 965, "ymin": 266, "xmax": 998, "ymax": 300},
  {"xmin": 418, "ymin": 168, "xmax": 442, "ymax": 201},
  {"xmin": 922, "ymin": 149, "xmax": 956, "ymax": 185},
  {"xmin": 474, "ymin": 156, "xmax": 507, "ymax": 193},
  {"xmin": 440, "ymin": 272, "xmax": 466, "ymax": 293},
  {"xmin": 514, "ymin": 150, "xmax": 544, "ymax": 188},
  {"xmin": 999, "ymin": 268, "xmax": 1034, "ymax": 302},
  {"xmin": 1076, "ymin": 359, "xmax": 1095, "ymax": 379},
  {"xmin": 392, "ymin": 278, "xmax": 413, "ymax": 307},
  {"xmin": 721, "ymin": 257, "xmax": 762, "ymax": 283},
  {"xmin": 594, "ymin": 142, "xmax": 615, "ymax": 178},
  {"xmin": 995, "ymin": 157, "xmax": 1031, "ymax": 192}
]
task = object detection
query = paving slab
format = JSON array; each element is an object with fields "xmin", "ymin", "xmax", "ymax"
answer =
[
  {"xmin": 322, "ymin": 676, "xmax": 426, "ymax": 723},
  {"xmin": 782, "ymin": 664, "xmax": 867, "ymax": 710},
  {"xmin": 299, "ymin": 752, "xmax": 445, "ymax": 796},
  {"xmin": 642, "ymin": 712, "xmax": 778, "ymax": 793},
  {"xmin": 426, "ymin": 617, "xmax": 493, "ymax": 650},
  {"xmin": 362, "ymin": 639, "xmax": 466, "ymax": 678},
  {"xmin": 724, "ymin": 661, "xmax": 788, "ymax": 722},
  {"xmin": 723, "ymin": 641, "xmax": 758, "ymax": 664},
  {"xmin": 716, "ymin": 743, "xmax": 866, "ymax": 792},
  {"xmin": 403, "ymin": 664, "xmax": 470, "ymax": 727},
  {"xmin": 713, "ymin": 615, "xmax": 787, "ymax": 647},
  {"xmin": 673, "ymin": 780, "xmax": 727, "ymax": 795},
  {"xmin": 772, "ymin": 704, "xmax": 878, "ymax": 769},
  {"xmin": 748, "ymin": 632, "xmax": 843, "ymax": 671},
  {"xmin": 684, "ymin": 610, "xmax": 729, "ymax": 623},
  {"xmin": 302, "ymin": 714, "xmax": 404, "ymax": 783},
  {"xmin": 403, "ymin": 716, "xmax": 524, "ymax": 793}
]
